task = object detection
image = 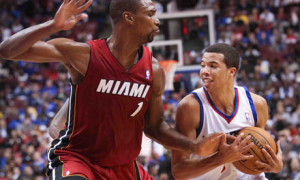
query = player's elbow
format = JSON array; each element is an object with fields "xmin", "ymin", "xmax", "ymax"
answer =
[
  {"xmin": 0, "ymin": 42, "xmax": 14, "ymax": 60},
  {"xmin": 144, "ymin": 124, "xmax": 162, "ymax": 141},
  {"xmin": 49, "ymin": 130, "xmax": 57, "ymax": 139},
  {"xmin": 172, "ymin": 167, "xmax": 181, "ymax": 179},
  {"xmin": 144, "ymin": 126, "xmax": 155, "ymax": 139},
  {"xmin": 172, "ymin": 165, "xmax": 186, "ymax": 180},
  {"xmin": 49, "ymin": 125, "xmax": 59, "ymax": 139},
  {"xmin": 0, "ymin": 43, "xmax": 7, "ymax": 59}
]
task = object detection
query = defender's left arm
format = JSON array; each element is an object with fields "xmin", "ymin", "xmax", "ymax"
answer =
[
  {"xmin": 252, "ymin": 93, "xmax": 283, "ymax": 173},
  {"xmin": 144, "ymin": 58, "xmax": 199, "ymax": 154}
]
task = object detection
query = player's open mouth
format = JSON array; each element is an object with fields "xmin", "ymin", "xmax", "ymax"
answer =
[
  {"xmin": 154, "ymin": 29, "xmax": 160, "ymax": 33},
  {"xmin": 202, "ymin": 78, "xmax": 213, "ymax": 83}
]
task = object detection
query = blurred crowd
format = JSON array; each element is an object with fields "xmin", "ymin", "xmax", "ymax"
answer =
[{"xmin": 0, "ymin": 0, "xmax": 300, "ymax": 179}]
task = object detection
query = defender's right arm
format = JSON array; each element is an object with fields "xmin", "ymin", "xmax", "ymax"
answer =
[{"xmin": 0, "ymin": 0, "xmax": 92, "ymax": 73}]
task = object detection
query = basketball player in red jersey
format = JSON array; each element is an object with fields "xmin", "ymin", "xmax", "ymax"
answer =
[{"xmin": 0, "ymin": 0, "xmax": 231, "ymax": 179}]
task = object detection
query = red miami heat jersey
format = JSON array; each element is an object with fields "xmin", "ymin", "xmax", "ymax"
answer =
[{"xmin": 48, "ymin": 39, "xmax": 153, "ymax": 169}]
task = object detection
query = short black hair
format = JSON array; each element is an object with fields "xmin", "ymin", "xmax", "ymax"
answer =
[
  {"xmin": 204, "ymin": 43, "xmax": 240, "ymax": 71},
  {"xmin": 109, "ymin": 0, "xmax": 142, "ymax": 24}
]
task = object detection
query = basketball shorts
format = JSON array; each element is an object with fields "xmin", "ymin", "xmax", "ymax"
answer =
[{"xmin": 48, "ymin": 154, "xmax": 153, "ymax": 180}]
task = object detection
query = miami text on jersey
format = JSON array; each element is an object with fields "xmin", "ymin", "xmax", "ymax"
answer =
[{"xmin": 96, "ymin": 79, "xmax": 150, "ymax": 98}]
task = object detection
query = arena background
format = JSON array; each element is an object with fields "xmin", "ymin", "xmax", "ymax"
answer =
[{"xmin": 0, "ymin": 0, "xmax": 300, "ymax": 179}]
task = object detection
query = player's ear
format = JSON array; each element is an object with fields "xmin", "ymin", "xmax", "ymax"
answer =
[
  {"xmin": 229, "ymin": 67, "xmax": 237, "ymax": 77},
  {"xmin": 123, "ymin": 12, "xmax": 134, "ymax": 24}
]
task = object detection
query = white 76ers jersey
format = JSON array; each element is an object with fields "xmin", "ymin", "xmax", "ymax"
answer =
[{"xmin": 189, "ymin": 86, "xmax": 267, "ymax": 180}]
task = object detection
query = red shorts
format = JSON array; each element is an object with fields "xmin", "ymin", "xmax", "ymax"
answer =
[{"xmin": 48, "ymin": 154, "xmax": 153, "ymax": 180}]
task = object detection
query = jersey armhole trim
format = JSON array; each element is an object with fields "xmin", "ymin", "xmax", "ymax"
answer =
[
  {"xmin": 243, "ymin": 86, "xmax": 258, "ymax": 125},
  {"xmin": 191, "ymin": 92, "xmax": 204, "ymax": 138}
]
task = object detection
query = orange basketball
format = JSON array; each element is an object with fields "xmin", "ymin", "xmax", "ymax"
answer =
[{"xmin": 232, "ymin": 127, "xmax": 277, "ymax": 175}]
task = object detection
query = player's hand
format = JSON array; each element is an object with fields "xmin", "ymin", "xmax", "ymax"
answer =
[
  {"xmin": 254, "ymin": 140, "xmax": 283, "ymax": 173},
  {"xmin": 194, "ymin": 132, "xmax": 224, "ymax": 157},
  {"xmin": 53, "ymin": 0, "xmax": 93, "ymax": 31},
  {"xmin": 226, "ymin": 134, "xmax": 236, "ymax": 144},
  {"xmin": 217, "ymin": 133, "xmax": 254, "ymax": 164}
]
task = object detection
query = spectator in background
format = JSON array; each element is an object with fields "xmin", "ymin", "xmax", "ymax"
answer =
[
  {"xmin": 0, "ymin": 0, "xmax": 299, "ymax": 179},
  {"xmin": 287, "ymin": 157, "xmax": 300, "ymax": 179},
  {"xmin": 285, "ymin": 27, "xmax": 298, "ymax": 45},
  {"xmin": 259, "ymin": 8, "xmax": 275, "ymax": 24},
  {"xmin": 291, "ymin": 104, "xmax": 300, "ymax": 125},
  {"xmin": 195, "ymin": 0, "xmax": 215, "ymax": 10}
]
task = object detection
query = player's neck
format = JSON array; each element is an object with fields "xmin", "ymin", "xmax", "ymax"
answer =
[
  {"xmin": 207, "ymin": 86, "xmax": 236, "ymax": 115},
  {"xmin": 110, "ymin": 27, "xmax": 142, "ymax": 51},
  {"xmin": 106, "ymin": 35, "xmax": 140, "ymax": 71}
]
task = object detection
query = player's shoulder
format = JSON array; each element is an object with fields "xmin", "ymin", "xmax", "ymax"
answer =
[
  {"xmin": 249, "ymin": 92, "xmax": 269, "ymax": 127},
  {"xmin": 250, "ymin": 92, "xmax": 268, "ymax": 109},
  {"xmin": 176, "ymin": 93, "xmax": 201, "ymax": 129},
  {"xmin": 178, "ymin": 93, "xmax": 199, "ymax": 111},
  {"xmin": 151, "ymin": 56, "xmax": 164, "ymax": 74}
]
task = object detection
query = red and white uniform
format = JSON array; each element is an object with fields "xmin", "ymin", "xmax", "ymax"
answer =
[{"xmin": 47, "ymin": 39, "xmax": 153, "ymax": 179}]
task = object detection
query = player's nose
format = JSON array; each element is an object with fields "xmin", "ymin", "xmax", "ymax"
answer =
[
  {"xmin": 200, "ymin": 66, "xmax": 210, "ymax": 75},
  {"xmin": 154, "ymin": 16, "xmax": 160, "ymax": 26}
]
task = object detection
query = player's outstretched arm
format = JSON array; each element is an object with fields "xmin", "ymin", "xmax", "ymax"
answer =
[
  {"xmin": 0, "ymin": 0, "xmax": 92, "ymax": 64},
  {"xmin": 49, "ymin": 98, "xmax": 69, "ymax": 139}
]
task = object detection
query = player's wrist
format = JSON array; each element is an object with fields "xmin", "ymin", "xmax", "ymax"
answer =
[
  {"xmin": 189, "ymin": 140, "xmax": 202, "ymax": 155},
  {"xmin": 48, "ymin": 20, "xmax": 64, "ymax": 33}
]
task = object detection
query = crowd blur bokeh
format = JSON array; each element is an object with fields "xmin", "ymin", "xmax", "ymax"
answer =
[{"xmin": 0, "ymin": 0, "xmax": 300, "ymax": 179}]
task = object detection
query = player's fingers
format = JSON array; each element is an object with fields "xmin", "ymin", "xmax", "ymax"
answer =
[
  {"xmin": 69, "ymin": 0, "xmax": 76, "ymax": 4},
  {"xmin": 75, "ymin": 13, "xmax": 88, "ymax": 22},
  {"xmin": 239, "ymin": 135, "xmax": 251, "ymax": 147},
  {"xmin": 233, "ymin": 133, "xmax": 244, "ymax": 146},
  {"xmin": 261, "ymin": 148, "xmax": 275, "ymax": 164},
  {"xmin": 240, "ymin": 142, "xmax": 254, "ymax": 153},
  {"xmin": 75, "ymin": 0, "xmax": 87, "ymax": 6},
  {"xmin": 208, "ymin": 132, "xmax": 224, "ymax": 138},
  {"xmin": 214, "ymin": 132, "xmax": 225, "ymax": 143},
  {"xmin": 226, "ymin": 134, "xmax": 236, "ymax": 144},
  {"xmin": 265, "ymin": 145, "xmax": 277, "ymax": 160},
  {"xmin": 220, "ymin": 132, "xmax": 227, "ymax": 145},
  {"xmin": 254, "ymin": 167, "xmax": 267, "ymax": 172},
  {"xmin": 240, "ymin": 153, "xmax": 254, "ymax": 160},
  {"xmin": 255, "ymin": 160, "xmax": 270, "ymax": 170},
  {"xmin": 63, "ymin": 0, "xmax": 71, "ymax": 4},
  {"xmin": 78, "ymin": 0, "xmax": 93, "ymax": 11},
  {"xmin": 276, "ymin": 140, "xmax": 282, "ymax": 154}
]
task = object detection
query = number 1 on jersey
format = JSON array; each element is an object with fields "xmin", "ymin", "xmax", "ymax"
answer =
[{"xmin": 131, "ymin": 102, "xmax": 143, "ymax": 117}]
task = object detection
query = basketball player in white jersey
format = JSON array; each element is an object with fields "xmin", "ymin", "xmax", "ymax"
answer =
[{"xmin": 171, "ymin": 43, "xmax": 283, "ymax": 180}]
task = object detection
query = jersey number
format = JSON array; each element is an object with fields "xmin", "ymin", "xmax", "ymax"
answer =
[{"xmin": 131, "ymin": 102, "xmax": 143, "ymax": 117}]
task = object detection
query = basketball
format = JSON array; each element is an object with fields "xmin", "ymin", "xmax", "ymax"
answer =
[{"xmin": 232, "ymin": 127, "xmax": 277, "ymax": 175}]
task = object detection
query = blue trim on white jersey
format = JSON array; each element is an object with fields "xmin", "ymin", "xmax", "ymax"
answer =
[
  {"xmin": 191, "ymin": 92, "xmax": 204, "ymax": 138},
  {"xmin": 243, "ymin": 87, "xmax": 257, "ymax": 125},
  {"xmin": 203, "ymin": 88, "xmax": 239, "ymax": 123}
]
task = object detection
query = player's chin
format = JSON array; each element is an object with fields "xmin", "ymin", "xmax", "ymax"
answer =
[
  {"xmin": 147, "ymin": 31, "xmax": 158, "ymax": 42},
  {"xmin": 202, "ymin": 82, "xmax": 213, "ymax": 89},
  {"xmin": 147, "ymin": 35, "xmax": 155, "ymax": 43}
]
